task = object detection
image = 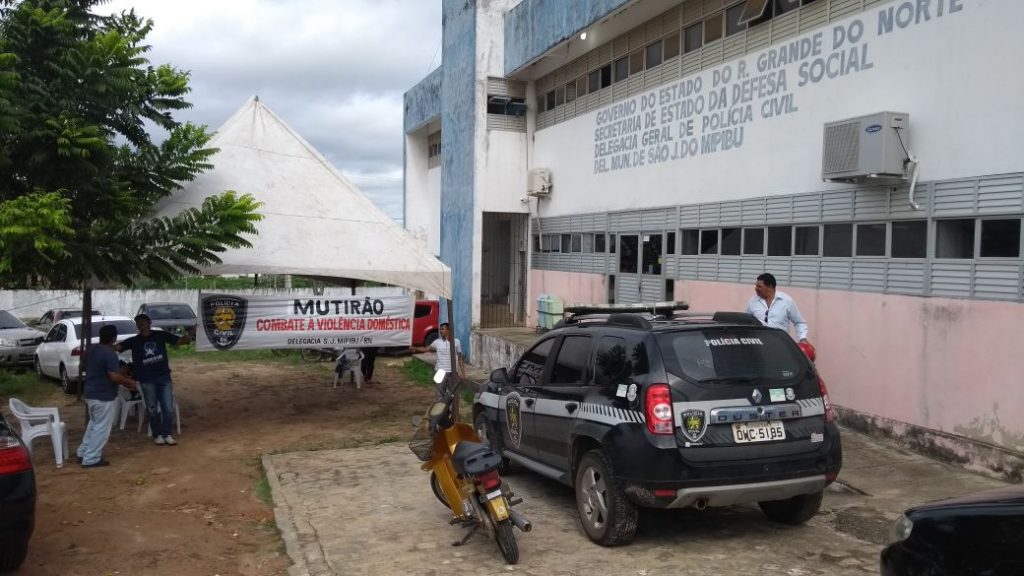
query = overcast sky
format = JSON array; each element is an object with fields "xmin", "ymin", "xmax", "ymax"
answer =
[{"xmin": 101, "ymin": 0, "xmax": 443, "ymax": 223}]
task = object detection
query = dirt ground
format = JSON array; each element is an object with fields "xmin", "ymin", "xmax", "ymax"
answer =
[{"xmin": 10, "ymin": 353, "xmax": 435, "ymax": 576}]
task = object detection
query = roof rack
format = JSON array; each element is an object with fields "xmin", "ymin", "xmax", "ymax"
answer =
[
  {"xmin": 554, "ymin": 301, "xmax": 689, "ymax": 330},
  {"xmin": 659, "ymin": 311, "xmax": 762, "ymax": 326}
]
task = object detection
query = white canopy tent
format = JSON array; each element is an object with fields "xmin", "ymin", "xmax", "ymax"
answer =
[{"xmin": 155, "ymin": 97, "xmax": 451, "ymax": 297}]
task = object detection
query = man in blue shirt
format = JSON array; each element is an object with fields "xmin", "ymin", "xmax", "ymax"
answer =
[
  {"xmin": 78, "ymin": 324, "xmax": 139, "ymax": 468},
  {"xmin": 746, "ymin": 272, "xmax": 810, "ymax": 343},
  {"xmin": 117, "ymin": 314, "xmax": 193, "ymax": 446}
]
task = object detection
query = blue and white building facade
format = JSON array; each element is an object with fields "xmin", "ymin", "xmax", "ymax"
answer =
[{"xmin": 404, "ymin": 0, "xmax": 1024, "ymax": 477}]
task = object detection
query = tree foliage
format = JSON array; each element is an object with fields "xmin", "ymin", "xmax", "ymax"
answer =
[{"xmin": 0, "ymin": 0, "xmax": 262, "ymax": 287}]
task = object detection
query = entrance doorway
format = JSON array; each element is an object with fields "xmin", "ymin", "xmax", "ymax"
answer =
[
  {"xmin": 616, "ymin": 232, "xmax": 666, "ymax": 304},
  {"xmin": 481, "ymin": 212, "xmax": 528, "ymax": 327}
]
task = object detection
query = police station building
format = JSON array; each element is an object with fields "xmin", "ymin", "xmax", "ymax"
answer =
[{"xmin": 403, "ymin": 0, "xmax": 1024, "ymax": 476}]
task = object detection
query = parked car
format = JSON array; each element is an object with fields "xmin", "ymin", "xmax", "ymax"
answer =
[
  {"xmin": 0, "ymin": 311, "xmax": 45, "ymax": 367},
  {"xmin": 473, "ymin": 307, "xmax": 842, "ymax": 546},
  {"xmin": 0, "ymin": 410, "xmax": 35, "ymax": 572},
  {"xmin": 412, "ymin": 300, "xmax": 439, "ymax": 347},
  {"xmin": 135, "ymin": 302, "xmax": 197, "ymax": 335},
  {"xmin": 34, "ymin": 316, "xmax": 137, "ymax": 394},
  {"xmin": 34, "ymin": 308, "xmax": 101, "ymax": 332},
  {"xmin": 881, "ymin": 485, "xmax": 1024, "ymax": 575}
]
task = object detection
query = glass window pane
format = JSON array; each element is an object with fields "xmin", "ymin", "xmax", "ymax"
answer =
[
  {"xmin": 743, "ymin": 228, "xmax": 764, "ymax": 254},
  {"xmin": 619, "ymin": 235, "xmax": 638, "ymax": 273},
  {"xmin": 514, "ymin": 338, "xmax": 554, "ymax": 384},
  {"xmin": 561, "ymin": 234, "xmax": 571, "ymax": 252},
  {"xmin": 981, "ymin": 219, "xmax": 1021, "ymax": 258},
  {"xmin": 856, "ymin": 224, "xmax": 887, "ymax": 256},
  {"xmin": 891, "ymin": 220, "xmax": 927, "ymax": 258},
  {"xmin": 684, "ymin": 23, "xmax": 703, "ymax": 53},
  {"xmin": 595, "ymin": 233, "xmax": 606, "ymax": 253},
  {"xmin": 721, "ymin": 228, "xmax": 741, "ymax": 255},
  {"xmin": 936, "ymin": 219, "xmax": 974, "ymax": 258},
  {"xmin": 823, "ymin": 224, "xmax": 853, "ymax": 257},
  {"xmin": 775, "ymin": 0, "xmax": 801, "ymax": 16},
  {"xmin": 614, "ymin": 56, "xmax": 629, "ymax": 82},
  {"xmin": 767, "ymin": 226, "xmax": 792, "ymax": 256},
  {"xmin": 681, "ymin": 229, "xmax": 699, "ymax": 255},
  {"xmin": 726, "ymin": 3, "xmax": 746, "ymax": 36},
  {"xmin": 565, "ymin": 81, "xmax": 576, "ymax": 103},
  {"xmin": 666, "ymin": 232, "xmax": 676, "ymax": 255},
  {"xmin": 794, "ymin": 226, "xmax": 820, "ymax": 256},
  {"xmin": 577, "ymin": 76, "xmax": 588, "ymax": 96},
  {"xmin": 700, "ymin": 229, "xmax": 719, "ymax": 255},
  {"xmin": 555, "ymin": 86, "xmax": 564, "ymax": 106},
  {"xmin": 589, "ymin": 69, "xmax": 601, "ymax": 92},
  {"xmin": 610, "ymin": 234, "xmax": 617, "ymax": 253},
  {"xmin": 705, "ymin": 13, "xmax": 724, "ymax": 43},
  {"xmin": 629, "ymin": 50, "xmax": 644, "ymax": 74},
  {"xmin": 546, "ymin": 91, "xmax": 556, "ymax": 110},
  {"xmin": 550, "ymin": 336, "xmax": 591, "ymax": 384},
  {"xmin": 593, "ymin": 336, "xmax": 629, "ymax": 387},
  {"xmin": 645, "ymin": 41, "xmax": 663, "ymax": 68},
  {"xmin": 571, "ymin": 233, "xmax": 582, "ymax": 253},
  {"xmin": 642, "ymin": 234, "xmax": 663, "ymax": 275},
  {"xmin": 664, "ymin": 32, "xmax": 681, "ymax": 60},
  {"xmin": 600, "ymin": 64, "xmax": 612, "ymax": 88}
]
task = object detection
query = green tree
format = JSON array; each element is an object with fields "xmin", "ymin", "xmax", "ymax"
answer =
[{"xmin": 0, "ymin": 0, "xmax": 262, "ymax": 288}]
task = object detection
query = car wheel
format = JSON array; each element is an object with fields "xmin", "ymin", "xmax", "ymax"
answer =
[
  {"xmin": 0, "ymin": 540, "xmax": 28, "ymax": 571},
  {"xmin": 423, "ymin": 331, "xmax": 438, "ymax": 347},
  {"xmin": 60, "ymin": 364, "xmax": 79, "ymax": 395},
  {"xmin": 574, "ymin": 449, "xmax": 638, "ymax": 546},
  {"xmin": 474, "ymin": 411, "xmax": 512, "ymax": 474},
  {"xmin": 758, "ymin": 490, "xmax": 824, "ymax": 525}
]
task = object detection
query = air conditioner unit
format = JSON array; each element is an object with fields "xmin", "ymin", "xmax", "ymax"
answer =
[
  {"xmin": 527, "ymin": 168, "xmax": 552, "ymax": 198},
  {"xmin": 822, "ymin": 111, "xmax": 909, "ymax": 183}
]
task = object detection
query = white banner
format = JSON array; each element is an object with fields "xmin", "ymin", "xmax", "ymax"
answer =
[{"xmin": 196, "ymin": 293, "xmax": 413, "ymax": 351}]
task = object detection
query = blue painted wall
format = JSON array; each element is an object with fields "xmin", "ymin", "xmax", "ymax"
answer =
[
  {"xmin": 504, "ymin": 0, "xmax": 632, "ymax": 76},
  {"xmin": 403, "ymin": 67, "xmax": 442, "ymax": 133},
  {"xmin": 439, "ymin": 0, "xmax": 477, "ymax": 359}
]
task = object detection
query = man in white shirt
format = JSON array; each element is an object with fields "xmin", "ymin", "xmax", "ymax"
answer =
[
  {"xmin": 745, "ymin": 273, "xmax": 809, "ymax": 343},
  {"xmin": 413, "ymin": 322, "xmax": 465, "ymax": 378}
]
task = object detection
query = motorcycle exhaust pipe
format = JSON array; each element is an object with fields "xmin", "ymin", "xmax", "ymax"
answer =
[{"xmin": 508, "ymin": 509, "xmax": 532, "ymax": 533}]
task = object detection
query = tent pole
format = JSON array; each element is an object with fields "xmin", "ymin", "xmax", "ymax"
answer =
[{"xmin": 445, "ymin": 298, "xmax": 458, "ymax": 420}]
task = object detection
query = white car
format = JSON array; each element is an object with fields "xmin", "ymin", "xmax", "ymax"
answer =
[{"xmin": 34, "ymin": 316, "xmax": 137, "ymax": 394}]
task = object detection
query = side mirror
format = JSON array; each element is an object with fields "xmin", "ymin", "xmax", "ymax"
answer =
[
  {"xmin": 433, "ymin": 369, "xmax": 447, "ymax": 385},
  {"xmin": 489, "ymin": 367, "xmax": 508, "ymax": 384}
]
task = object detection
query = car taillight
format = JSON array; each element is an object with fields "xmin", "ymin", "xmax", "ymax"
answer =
[
  {"xmin": 818, "ymin": 378, "xmax": 835, "ymax": 423},
  {"xmin": 645, "ymin": 384, "xmax": 674, "ymax": 435},
  {"xmin": 478, "ymin": 469, "xmax": 501, "ymax": 491},
  {"xmin": 0, "ymin": 436, "xmax": 31, "ymax": 475},
  {"xmin": 71, "ymin": 347, "xmax": 82, "ymax": 357}
]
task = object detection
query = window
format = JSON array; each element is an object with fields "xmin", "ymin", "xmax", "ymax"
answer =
[
  {"xmin": 681, "ymin": 229, "xmax": 699, "ymax": 255},
  {"xmin": 645, "ymin": 41, "xmax": 663, "ymax": 69},
  {"xmin": 514, "ymin": 338, "xmax": 554, "ymax": 385},
  {"xmin": 576, "ymin": 76, "xmax": 588, "ymax": 97},
  {"xmin": 684, "ymin": 23, "xmax": 703, "ymax": 53},
  {"xmin": 642, "ymin": 234, "xmax": 663, "ymax": 275},
  {"xmin": 583, "ymin": 233, "xmax": 594, "ymax": 253},
  {"xmin": 981, "ymin": 219, "xmax": 1021, "ymax": 258},
  {"xmin": 665, "ymin": 278, "xmax": 675, "ymax": 301},
  {"xmin": 721, "ymin": 228, "xmax": 741, "ymax": 255},
  {"xmin": 705, "ymin": 13, "xmax": 724, "ymax": 43},
  {"xmin": 550, "ymin": 336, "xmax": 591, "ymax": 384},
  {"xmin": 614, "ymin": 56, "xmax": 629, "ymax": 83},
  {"xmin": 532, "ymin": 235, "xmax": 540, "ymax": 253},
  {"xmin": 935, "ymin": 219, "xmax": 973, "ymax": 258},
  {"xmin": 619, "ymin": 234, "xmax": 638, "ymax": 273},
  {"xmin": 666, "ymin": 232, "xmax": 676, "ymax": 255},
  {"xmin": 737, "ymin": 0, "xmax": 771, "ymax": 25},
  {"xmin": 595, "ymin": 233, "xmax": 606, "ymax": 253},
  {"xmin": 593, "ymin": 336, "xmax": 636, "ymax": 387},
  {"xmin": 658, "ymin": 328, "xmax": 804, "ymax": 383},
  {"xmin": 600, "ymin": 64, "xmax": 612, "ymax": 89},
  {"xmin": 743, "ymin": 228, "xmax": 764, "ymax": 255},
  {"xmin": 775, "ymin": 0, "xmax": 801, "ymax": 16},
  {"xmin": 540, "ymin": 234, "xmax": 558, "ymax": 253},
  {"xmin": 726, "ymin": 3, "xmax": 747, "ymax": 36},
  {"xmin": 554, "ymin": 86, "xmax": 565, "ymax": 106},
  {"xmin": 545, "ymin": 91, "xmax": 556, "ymax": 111},
  {"xmin": 565, "ymin": 81, "xmax": 577, "ymax": 103},
  {"xmin": 856, "ymin": 223, "xmax": 887, "ymax": 256},
  {"xmin": 891, "ymin": 220, "xmax": 927, "ymax": 258},
  {"xmin": 488, "ymin": 96, "xmax": 527, "ymax": 115},
  {"xmin": 571, "ymin": 234, "xmax": 582, "ymax": 253},
  {"xmin": 664, "ymin": 32, "xmax": 681, "ymax": 60},
  {"xmin": 767, "ymin": 226, "xmax": 792, "ymax": 256},
  {"xmin": 794, "ymin": 226, "xmax": 820, "ymax": 256},
  {"xmin": 610, "ymin": 234, "xmax": 617, "ymax": 253},
  {"xmin": 561, "ymin": 234, "xmax": 572, "ymax": 252},
  {"xmin": 74, "ymin": 320, "xmax": 137, "ymax": 340},
  {"xmin": 823, "ymin": 224, "xmax": 853, "ymax": 257},
  {"xmin": 629, "ymin": 50, "xmax": 644, "ymax": 74},
  {"xmin": 588, "ymin": 69, "xmax": 601, "ymax": 93},
  {"xmin": 700, "ymin": 229, "xmax": 719, "ymax": 255}
]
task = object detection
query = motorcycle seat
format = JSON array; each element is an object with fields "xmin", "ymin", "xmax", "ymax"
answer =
[{"xmin": 452, "ymin": 441, "xmax": 502, "ymax": 477}]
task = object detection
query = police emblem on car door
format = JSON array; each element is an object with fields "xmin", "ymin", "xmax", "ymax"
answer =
[{"xmin": 505, "ymin": 393, "xmax": 523, "ymax": 449}]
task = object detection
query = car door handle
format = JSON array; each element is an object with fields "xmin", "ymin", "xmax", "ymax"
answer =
[
  {"xmin": 525, "ymin": 399, "xmax": 534, "ymax": 407},
  {"xmin": 565, "ymin": 402, "xmax": 578, "ymax": 413}
]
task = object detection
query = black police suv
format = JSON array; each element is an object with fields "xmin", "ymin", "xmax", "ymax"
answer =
[
  {"xmin": 473, "ymin": 307, "xmax": 842, "ymax": 546},
  {"xmin": 0, "ymin": 410, "xmax": 35, "ymax": 571}
]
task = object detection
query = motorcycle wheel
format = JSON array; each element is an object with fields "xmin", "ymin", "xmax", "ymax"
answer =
[
  {"xmin": 429, "ymin": 471, "xmax": 449, "ymax": 509},
  {"xmin": 495, "ymin": 520, "xmax": 519, "ymax": 565}
]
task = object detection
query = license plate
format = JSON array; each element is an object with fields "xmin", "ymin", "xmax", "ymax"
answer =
[{"xmin": 732, "ymin": 420, "xmax": 786, "ymax": 443}]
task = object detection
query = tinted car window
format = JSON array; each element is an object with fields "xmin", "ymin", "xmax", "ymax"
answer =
[
  {"xmin": 0, "ymin": 311, "xmax": 26, "ymax": 329},
  {"xmin": 549, "ymin": 336, "xmax": 591, "ymax": 384},
  {"xmin": 514, "ymin": 338, "xmax": 554, "ymax": 385},
  {"xmin": 658, "ymin": 329, "xmax": 805, "ymax": 382},
  {"xmin": 593, "ymin": 336, "xmax": 650, "ymax": 386},
  {"xmin": 414, "ymin": 304, "xmax": 433, "ymax": 318},
  {"xmin": 73, "ymin": 320, "xmax": 138, "ymax": 339},
  {"xmin": 146, "ymin": 304, "xmax": 196, "ymax": 319}
]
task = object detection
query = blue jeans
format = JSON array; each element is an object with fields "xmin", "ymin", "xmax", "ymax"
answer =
[
  {"xmin": 142, "ymin": 376, "xmax": 176, "ymax": 437},
  {"xmin": 77, "ymin": 399, "xmax": 117, "ymax": 465}
]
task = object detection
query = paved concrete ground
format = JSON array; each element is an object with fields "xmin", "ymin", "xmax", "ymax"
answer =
[{"xmin": 264, "ymin": 428, "xmax": 1005, "ymax": 576}]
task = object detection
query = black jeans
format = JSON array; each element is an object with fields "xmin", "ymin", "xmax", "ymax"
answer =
[{"xmin": 361, "ymin": 347, "xmax": 378, "ymax": 381}]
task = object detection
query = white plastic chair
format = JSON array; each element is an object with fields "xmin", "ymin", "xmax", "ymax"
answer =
[
  {"xmin": 8, "ymin": 398, "xmax": 68, "ymax": 468},
  {"xmin": 333, "ymin": 348, "xmax": 364, "ymax": 389},
  {"xmin": 133, "ymin": 384, "xmax": 181, "ymax": 436},
  {"xmin": 116, "ymin": 386, "xmax": 145, "ymax": 432}
]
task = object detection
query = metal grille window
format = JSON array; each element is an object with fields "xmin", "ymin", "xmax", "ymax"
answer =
[
  {"xmin": 856, "ymin": 223, "xmax": 887, "ymax": 257},
  {"xmin": 823, "ymin": 224, "xmax": 853, "ymax": 257},
  {"xmin": 891, "ymin": 220, "xmax": 927, "ymax": 259},
  {"xmin": 794, "ymin": 226, "xmax": 820, "ymax": 256},
  {"xmin": 981, "ymin": 219, "xmax": 1021, "ymax": 258},
  {"xmin": 767, "ymin": 226, "xmax": 792, "ymax": 256},
  {"xmin": 681, "ymin": 229, "xmax": 699, "ymax": 255},
  {"xmin": 936, "ymin": 219, "xmax": 974, "ymax": 259},
  {"xmin": 743, "ymin": 228, "xmax": 765, "ymax": 255},
  {"xmin": 722, "ymin": 228, "xmax": 742, "ymax": 255},
  {"xmin": 700, "ymin": 229, "xmax": 719, "ymax": 255}
]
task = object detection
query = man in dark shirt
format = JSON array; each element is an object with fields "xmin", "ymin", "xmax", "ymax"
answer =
[
  {"xmin": 77, "ymin": 324, "xmax": 139, "ymax": 468},
  {"xmin": 117, "ymin": 314, "xmax": 193, "ymax": 446}
]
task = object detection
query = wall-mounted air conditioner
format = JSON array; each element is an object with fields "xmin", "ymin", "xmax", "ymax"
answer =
[
  {"xmin": 822, "ymin": 112, "xmax": 910, "ymax": 183},
  {"xmin": 527, "ymin": 168, "xmax": 552, "ymax": 198}
]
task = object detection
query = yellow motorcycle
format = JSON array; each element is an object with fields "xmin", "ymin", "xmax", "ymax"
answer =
[{"xmin": 409, "ymin": 369, "xmax": 531, "ymax": 564}]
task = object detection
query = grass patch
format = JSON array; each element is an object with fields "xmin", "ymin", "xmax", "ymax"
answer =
[
  {"xmin": 168, "ymin": 343, "xmax": 309, "ymax": 365},
  {"xmin": 255, "ymin": 474, "xmax": 273, "ymax": 507},
  {"xmin": 0, "ymin": 369, "xmax": 55, "ymax": 403},
  {"xmin": 401, "ymin": 358, "xmax": 436, "ymax": 388}
]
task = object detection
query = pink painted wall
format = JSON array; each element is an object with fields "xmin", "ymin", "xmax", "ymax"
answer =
[
  {"xmin": 675, "ymin": 280, "xmax": 1024, "ymax": 449},
  {"xmin": 527, "ymin": 270, "xmax": 607, "ymax": 322}
]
